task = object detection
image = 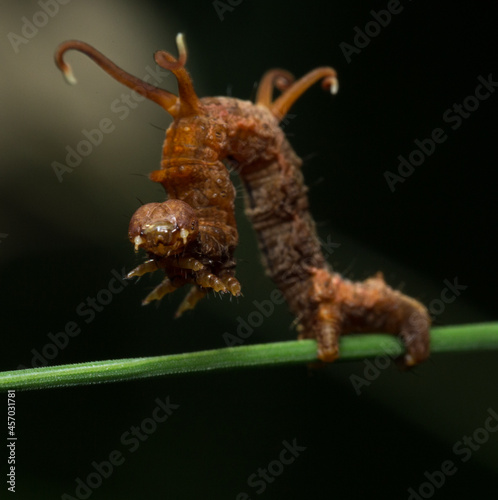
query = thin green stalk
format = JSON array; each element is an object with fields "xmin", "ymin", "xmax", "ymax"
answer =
[{"xmin": 1, "ymin": 322, "xmax": 497, "ymax": 392}]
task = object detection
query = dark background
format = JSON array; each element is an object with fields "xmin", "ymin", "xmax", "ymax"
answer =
[{"xmin": 0, "ymin": 0, "xmax": 496, "ymax": 498}]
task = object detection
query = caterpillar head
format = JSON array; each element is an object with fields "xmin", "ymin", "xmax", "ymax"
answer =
[{"xmin": 129, "ymin": 199, "xmax": 199, "ymax": 257}]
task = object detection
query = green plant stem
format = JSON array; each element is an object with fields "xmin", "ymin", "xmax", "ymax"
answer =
[{"xmin": 1, "ymin": 322, "xmax": 497, "ymax": 392}]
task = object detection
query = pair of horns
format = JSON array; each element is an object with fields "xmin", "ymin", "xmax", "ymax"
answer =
[
  {"xmin": 55, "ymin": 34, "xmax": 338, "ymax": 122},
  {"xmin": 55, "ymin": 33, "xmax": 199, "ymax": 118}
]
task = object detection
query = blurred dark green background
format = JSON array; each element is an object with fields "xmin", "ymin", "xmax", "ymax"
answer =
[{"xmin": 0, "ymin": 0, "xmax": 496, "ymax": 498}]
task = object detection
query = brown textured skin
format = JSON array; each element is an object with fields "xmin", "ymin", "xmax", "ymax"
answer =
[
  {"xmin": 191, "ymin": 98, "xmax": 431, "ymax": 365},
  {"xmin": 130, "ymin": 112, "xmax": 241, "ymax": 292},
  {"xmin": 55, "ymin": 37, "xmax": 431, "ymax": 364},
  {"xmin": 150, "ymin": 111, "xmax": 238, "ymax": 257}
]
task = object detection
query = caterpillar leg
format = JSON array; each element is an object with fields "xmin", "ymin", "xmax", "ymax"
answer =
[
  {"xmin": 333, "ymin": 272, "xmax": 431, "ymax": 367},
  {"xmin": 174, "ymin": 264, "xmax": 241, "ymax": 317},
  {"xmin": 300, "ymin": 268, "xmax": 341, "ymax": 362},
  {"xmin": 126, "ymin": 259, "xmax": 159, "ymax": 279},
  {"xmin": 312, "ymin": 303, "xmax": 342, "ymax": 362},
  {"xmin": 175, "ymin": 256, "xmax": 204, "ymax": 271},
  {"xmin": 142, "ymin": 277, "xmax": 178, "ymax": 305},
  {"xmin": 195, "ymin": 269, "xmax": 227, "ymax": 293},
  {"xmin": 175, "ymin": 286, "xmax": 207, "ymax": 318},
  {"xmin": 301, "ymin": 269, "xmax": 430, "ymax": 366},
  {"xmin": 218, "ymin": 268, "xmax": 242, "ymax": 296}
]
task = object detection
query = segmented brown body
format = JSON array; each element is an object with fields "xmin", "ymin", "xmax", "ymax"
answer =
[{"xmin": 55, "ymin": 35, "xmax": 430, "ymax": 364}]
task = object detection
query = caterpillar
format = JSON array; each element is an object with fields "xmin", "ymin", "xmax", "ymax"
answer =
[{"xmin": 55, "ymin": 34, "xmax": 430, "ymax": 365}]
